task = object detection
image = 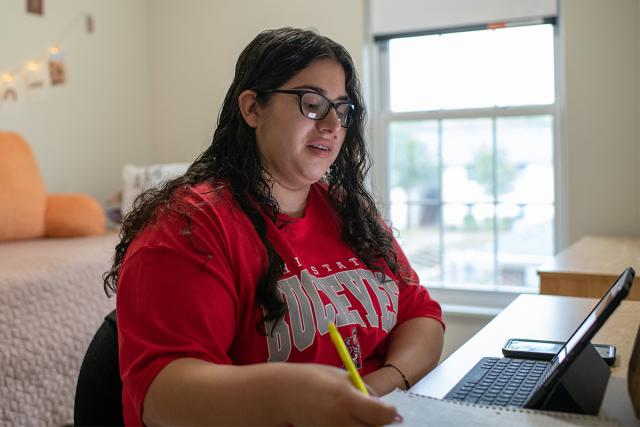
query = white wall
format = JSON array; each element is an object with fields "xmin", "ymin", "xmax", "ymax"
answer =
[
  {"xmin": 147, "ymin": 0, "xmax": 365, "ymax": 163},
  {"xmin": 440, "ymin": 312, "xmax": 491, "ymax": 361},
  {"xmin": 0, "ymin": 0, "xmax": 364, "ymax": 203},
  {"xmin": 0, "ymin": 0, "xmax": 152, "ymax": 204},
  {"xmin": 560, "ymin": 0, "xmax": 640, "ymax": 247}
]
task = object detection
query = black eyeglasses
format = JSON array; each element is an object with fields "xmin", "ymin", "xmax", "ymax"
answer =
[{"xmin": 259, "ymin": 89, "xmax": 355, "ymax": 128}]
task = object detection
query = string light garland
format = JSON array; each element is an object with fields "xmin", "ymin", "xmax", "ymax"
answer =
[{"xmin": 0, "ymin": 12, "xmax": 93, "ymax": 103}]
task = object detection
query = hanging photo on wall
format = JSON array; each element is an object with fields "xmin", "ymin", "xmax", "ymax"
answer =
[
  {"xmin": 26, "ymin": 0, "xmax": 43, "ymax": 15},
  {"xmin": 86, "ymin": 14, "xmax": 94, "ymax": 33},
  {"xmin": 48, "ymin": 48, "xmax": 66, "ymax": 85},
  {"xmin": 25, "ymin": 60, "xmax": 46, "ymax": 90},
  {"xmin": 1, "ymin": 74, "xmax": 19, "ymax": 102}
]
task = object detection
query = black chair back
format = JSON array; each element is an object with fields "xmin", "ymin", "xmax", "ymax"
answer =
[{"xmin": 74, "ymin": 310, "xmax": 123, "ymax": 426}]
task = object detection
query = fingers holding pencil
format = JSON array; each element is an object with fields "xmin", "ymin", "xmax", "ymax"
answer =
[
  {"xmin": 280, "ymin": 363, "xmax": 401, "ymax": 426},
  {"xmin": 326, "ymin": 323, "xmax": 402, "ymax": 425}
]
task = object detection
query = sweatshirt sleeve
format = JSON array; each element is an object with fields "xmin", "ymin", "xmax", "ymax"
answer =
[{"xmin": 117, "ymin": 246, "xmax": 238, "ymax": 425}]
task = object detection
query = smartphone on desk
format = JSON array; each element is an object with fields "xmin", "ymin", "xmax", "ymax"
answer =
[{"xmin": 502, "ymin": 338, "xmax": 616, "ymax": 365}]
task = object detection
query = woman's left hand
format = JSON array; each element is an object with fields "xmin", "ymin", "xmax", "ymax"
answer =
[{"xmin": 364, "ymin": 316, "xmax": 445, "ymax": 396}]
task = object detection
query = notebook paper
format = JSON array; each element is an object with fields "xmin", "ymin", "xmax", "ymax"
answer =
[{"xmin": 382, "ymin": 390, "xmax": 622, "ymax": 426}]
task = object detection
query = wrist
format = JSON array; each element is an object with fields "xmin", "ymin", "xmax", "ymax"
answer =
[
  {"xmin": 362, "ymin": 367, "xmax": 396, "ymax": 396},
  {"xmin": 382, "ymin": 363, "xmax": 411, "ymax": 391}
]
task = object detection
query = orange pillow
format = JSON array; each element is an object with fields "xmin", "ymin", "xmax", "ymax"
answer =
[
  {"xmin": 0, "ymin": 132, "xmax": 47, "ymax": 241},
  {"xmin": 45, "ymin": 194, "xmax": 106, "ymax": 238}
]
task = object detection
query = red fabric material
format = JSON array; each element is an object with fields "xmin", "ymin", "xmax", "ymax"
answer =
[{"xmin": 117, "ymin": 182, "xmax": 443, "ymax": 426}]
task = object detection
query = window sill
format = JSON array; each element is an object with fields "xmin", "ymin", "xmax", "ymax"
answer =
[
  {"xmin": 428, "ymin": 284, "xmax": 538, "ymax": 317},
  {"xmin": 441, "ymin": 303, "xmax": 502, "ymax": 318}
]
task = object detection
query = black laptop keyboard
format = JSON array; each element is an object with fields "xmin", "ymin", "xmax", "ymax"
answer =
[{"xmin": 444, "ymin": 357, "xmax": 551, "ymax": 406}]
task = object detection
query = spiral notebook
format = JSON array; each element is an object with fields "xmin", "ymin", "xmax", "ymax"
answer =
[{"xmin": 382, "ymin": 390, "xmax": 622, "ymax": 426}]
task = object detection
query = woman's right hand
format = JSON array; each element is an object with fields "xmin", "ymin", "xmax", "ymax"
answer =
[
  {"xmin": 142, "ymin": 358, "xmax": 401, "ymax": 426},
  {"xmin": 280, "ymin": 363, "xmax": 401, "ymax": 426}
]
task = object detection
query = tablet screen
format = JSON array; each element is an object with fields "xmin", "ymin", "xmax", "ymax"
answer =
[{"xmin": 555, "ymin": 273, "xmax": 627, "ymax": 365}]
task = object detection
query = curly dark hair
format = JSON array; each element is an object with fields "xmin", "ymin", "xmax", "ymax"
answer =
[{"xmin": 104, "ymin": 27, "xmax": 398, "ymax": 327}]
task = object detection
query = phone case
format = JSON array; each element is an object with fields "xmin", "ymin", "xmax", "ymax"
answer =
[{"xmin": 502, "ymin": 339, "xmax": 616, "ymax": 365}]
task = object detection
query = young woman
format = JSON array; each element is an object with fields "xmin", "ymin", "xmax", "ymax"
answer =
[{"xmin": 106, "ymin": 27, "xmax": 444, "ymax": 426}]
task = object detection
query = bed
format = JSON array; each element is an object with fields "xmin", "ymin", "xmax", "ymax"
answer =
[{"xmin": 0, "ymin": 232, "xmax": 118, "ymax": 426}]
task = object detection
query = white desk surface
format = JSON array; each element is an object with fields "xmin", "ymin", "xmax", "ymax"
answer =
[{"xmin": 411, "ymin": 294, "xmax": 640, "ymax": 424}]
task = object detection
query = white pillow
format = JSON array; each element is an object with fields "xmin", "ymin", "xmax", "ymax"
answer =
[{"xmin": 121, "ymin": 163, "xmax": 190, "ymax": 216}]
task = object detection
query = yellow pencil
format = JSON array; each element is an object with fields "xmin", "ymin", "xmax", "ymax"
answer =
[{"xmin": 327, "ymin": 322, "xmax": 369, "ymax": 396}]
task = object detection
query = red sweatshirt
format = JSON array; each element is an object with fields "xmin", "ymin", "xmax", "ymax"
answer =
[{"xmin": 116, "ymin": 181, "xmax": 443, "ymax": 425}]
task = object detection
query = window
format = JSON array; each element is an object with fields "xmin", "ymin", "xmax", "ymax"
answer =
[{"xmin": 377, "ymin": 23, "xmax": 556, "ymax": 291}]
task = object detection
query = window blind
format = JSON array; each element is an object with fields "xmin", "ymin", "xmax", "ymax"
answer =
[{"xmin": 370, "ymin": 0, "xmax": 557, "ymax": 40}]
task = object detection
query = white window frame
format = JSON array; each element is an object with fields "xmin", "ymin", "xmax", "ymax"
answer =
[{"xmin": 366, "ymin": 21, "xmax": 564, "ymax": 312}]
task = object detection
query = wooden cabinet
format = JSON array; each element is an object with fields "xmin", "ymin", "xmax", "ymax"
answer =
[{"xmin": 537, "ymin": 236, "xmax": 640, "ymax": 301}]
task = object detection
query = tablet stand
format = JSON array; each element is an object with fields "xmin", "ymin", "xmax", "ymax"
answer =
[{"xmin": 540, "ymin": 342, "xmax": 610, "ymax": 415}]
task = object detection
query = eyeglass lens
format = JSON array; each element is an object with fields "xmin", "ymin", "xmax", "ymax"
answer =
[{"xmin": 300, "ymin": 92, "xmax": 353, "ymax": 128}]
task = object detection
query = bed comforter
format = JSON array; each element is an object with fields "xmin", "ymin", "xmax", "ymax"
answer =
[{"xmin": 0, "ymin": 232, "xmax": 118, "ymax": 426}]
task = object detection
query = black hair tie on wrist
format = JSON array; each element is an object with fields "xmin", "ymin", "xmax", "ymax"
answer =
[{"xmin": 383, "ymin": 363, "xmax": 411, "ymax": 390}]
